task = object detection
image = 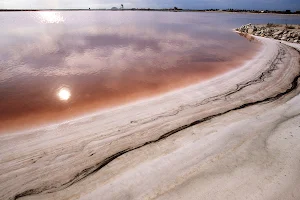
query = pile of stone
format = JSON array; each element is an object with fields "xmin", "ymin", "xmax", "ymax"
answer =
[{"xmin": 236, "ymin": 23, "xmax": 300, "ymax": 43}]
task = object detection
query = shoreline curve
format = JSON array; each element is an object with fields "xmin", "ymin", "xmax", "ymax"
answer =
[{"xmin": 1, "ymin": 36, "xmax": 300, "ymax": 200}]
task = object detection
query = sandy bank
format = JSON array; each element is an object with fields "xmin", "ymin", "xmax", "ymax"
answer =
[{"xmin": 0, "ymin": 37, "xmax": 300, "ymax": 200}]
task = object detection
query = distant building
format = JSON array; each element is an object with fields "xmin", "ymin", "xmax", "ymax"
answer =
[{"xmin": 111, "ymin": 7, "xmax": 118, "ymax": 10}]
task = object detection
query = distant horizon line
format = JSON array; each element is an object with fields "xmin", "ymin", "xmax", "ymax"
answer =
[{"xmin": 0, "ymin": 8, "xmax": 299, "ymax": 12}]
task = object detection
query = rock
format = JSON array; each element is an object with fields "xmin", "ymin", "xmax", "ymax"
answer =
[
  {"xmin": 291, "ymin": 33, "xmax": 296, "ymax": 38},
  {"xmin": 273, "ymin": 30, "xmax": 283, "ymax": 35},
  {"xmin": 294, "ymin": 40, "xmax": 298, "ymax": 43},
  {"xmin": 274, "ymin": 35, "xmax": 279, "ymax": 40},
  {"xmin": 238, "ymin": 25, "xmax": 246, "ymax": 32},
  {"xmin": 248, "ymin": 28, "xmax": 254, "ymax": 34},
  {"xmin": 281, "ymin": 37, "xmax": 287, "ymax": 41}
]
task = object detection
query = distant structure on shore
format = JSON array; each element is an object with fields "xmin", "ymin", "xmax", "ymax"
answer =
[{"xmin": 111, "ymin": 7, "xmax": 118, "ymax": 10}]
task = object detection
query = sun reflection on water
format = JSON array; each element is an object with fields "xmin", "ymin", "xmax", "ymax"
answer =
[
  {"xmin": 38, "ymin": 12, "xmax": 64, "ymax": 23},
  {"xmin": 57, "ymin": 87, "xmax": 71, "ymax": 101}
]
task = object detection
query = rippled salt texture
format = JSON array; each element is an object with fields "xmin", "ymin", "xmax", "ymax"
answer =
[{"xmin": 0, "ymin": 11, "xmax": 299, "ymax": 132}]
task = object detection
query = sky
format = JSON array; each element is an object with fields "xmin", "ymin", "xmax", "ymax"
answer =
[{"xmin": 0, "ymin": 0, "xmax": 299, "ymax": 10}]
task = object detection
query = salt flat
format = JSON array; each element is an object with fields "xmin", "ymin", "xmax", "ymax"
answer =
[{"xmin": 1, "ymin": 36, "xmax": 300, "ymax": 200}]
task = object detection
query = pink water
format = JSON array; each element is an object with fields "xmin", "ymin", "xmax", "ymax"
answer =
[{"xmin": 0, "ymin": 11, "xmax": 264, "ymax": 133}]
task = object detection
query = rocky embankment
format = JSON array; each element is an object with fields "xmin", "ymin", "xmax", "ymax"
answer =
[{"xmin": 236, "ymin": 23, "xmax": 300, "ymax": 43}]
